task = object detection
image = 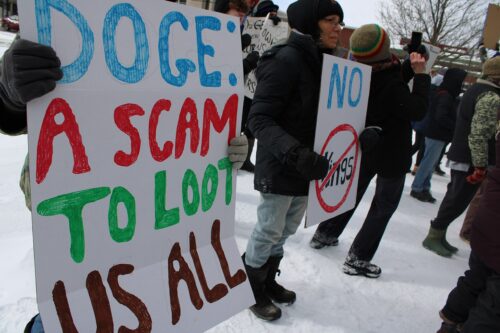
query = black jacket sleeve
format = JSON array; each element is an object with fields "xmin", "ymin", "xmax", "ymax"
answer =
[
  {"xmin": 398, "ymin": 73, "xmax": 431, "ymax": 122},
  {"xmin": 247, "ymin": 51, "xmax": 301, "ymax": 164}
]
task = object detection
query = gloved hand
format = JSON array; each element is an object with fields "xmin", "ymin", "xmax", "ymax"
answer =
[
  {"xmin": 0, "ymin": 39, "xmax": 63, "ymax": 112},
  {"xmin": 270, "ymin": 15, "xmax": 281, "ymax": 25},
  {"xmin": 466, "ymin": 167, "xmax": 487, "ymax": 184},
  {"xmin": 359, "ymin": 126, "xmax": 382, "ymax": 152},
  {"xmin": 288, "ymin": 146, "xmax": 329, "ymax": 181},
  {"xmin": 228, "ymin": 134, "xmax": 249, "ymax": 169},
  {"xmin": 243, "ymin": 51, "xmax": 260, "ymax": 75},
  {"xmin": 241, "ymin": 33, "xmax": 252, "ymax": 51}
]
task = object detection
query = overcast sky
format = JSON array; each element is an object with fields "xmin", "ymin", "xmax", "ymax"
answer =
[{"xmin": 274, "ymin": 0, "xmax": 386, "ymax": 28}]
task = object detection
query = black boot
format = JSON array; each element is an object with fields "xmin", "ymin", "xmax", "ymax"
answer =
[
  {"xmin": 242, "ymin": 254, "xmax": 281, "ymax": 321},
  {"xmin": 265, "ymin": 256, "xmax": 296, "ymax": 304}
]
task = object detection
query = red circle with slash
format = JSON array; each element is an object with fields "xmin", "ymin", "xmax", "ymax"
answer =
[{"xmin": 315, "ymin": 124, "xmax": 359, "ymax": 213}]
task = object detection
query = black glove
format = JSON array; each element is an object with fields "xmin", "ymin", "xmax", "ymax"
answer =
[
  {"xmin": 270, "ymin": 15, "xmax": 281, "ymax": 25},
  {"xmin": 288, "ymin": 146, "xmax": 329, "ymax": 181},
  {"xmin": 243, "ymin": 51, "xmax": 260, "ymax": 75},
  {"xmin": 359, "ymin": 126, "xmax": 382, "ymax": 152},
  {"xmin": 241, "ymin": 33, "xmax": 252, "ymax": 51},
  {"xmin": 0, "ymin": 39, "xmax": 63, "ymax": 112}
]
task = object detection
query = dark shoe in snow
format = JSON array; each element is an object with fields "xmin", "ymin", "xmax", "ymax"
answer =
[
  {"xmin": 410, "ymin": 190, "xmax": 436, "ymax": 203},
  {"xmin": 342, "ymin": 253, "xmax": 381, "ymax": 278},
  {"xmin": 265, "ymin": 256, "xmax": 296, "ymax": 304},
  {"xmin": 249, "ymin": 303, "xmax": 282, "ymax": 321},
  {"xmin": 309, "ymin": 235, "xmax": 339, "ymax": 249},
  {"xmin": 422, "ymin": 227, "xmax": 453, "ymax": 257}
]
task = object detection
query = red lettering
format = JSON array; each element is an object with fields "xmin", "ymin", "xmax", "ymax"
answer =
[
  {"xmin": 114, "ymin": 103, "xmax": 145, "ymax": 167},
  {"xmin": 175, "ymin": 98, "xmax": 200, "ymax": 159},
  {"xmin": 149, "ymin": 99, "xmax": 174, "ymax": 162},
  {"xmin": 36, "ymin": 98, "xmax": 90, "ymax": 184},
  {"xmin": 201, "ymin": 94, "xmax": 238, "ymax": 156}
]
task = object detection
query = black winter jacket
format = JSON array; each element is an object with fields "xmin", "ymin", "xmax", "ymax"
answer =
[
  {"xmin": 362, "ymin": 59, "xmax": 431, "ymax": 178},
  {"xmin": 248, "ymin": 31, "xmax": 322, "ymax": 195},
  {"xmin": 424, "ymin": 91, "xmax": 459, "ymax": 142}
]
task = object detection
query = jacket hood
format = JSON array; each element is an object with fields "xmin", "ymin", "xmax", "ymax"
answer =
[
  {"xmin": 439, "ymin": 68, "xmax": 467, "ymax": 98},
  {"xmin": 287, "ymin": 0, "xmax": 344, "ymax": 37}
]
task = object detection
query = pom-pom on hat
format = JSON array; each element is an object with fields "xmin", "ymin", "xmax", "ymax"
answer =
[
  {"xmin": 482, "ymin": 56, "xmax": 500, "ymax": 79},
  {"xmin": 350, "ymin": 24, "xmax": 391, "ymax": 64}
]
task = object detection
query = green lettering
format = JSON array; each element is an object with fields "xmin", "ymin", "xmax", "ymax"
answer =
[
  {"xmin": 155, "ymin": 171, "xmax": 180, "ymax": 229},
  {"xmin": 182, "ymin": 169, "xmax": 200, "ymax": 216},
  {"xmin": 218, "ymin": 157, "xmax": 232, "ymax": 205},
  {"xmin": 201, "ymin": 164, "xmax": 218, "ymax": 212},
  {"xmin": 108, "ymin": 187, "xmax": 136, "ymax": 243},
  {"xmin": 37, "ymin": 187, "xmax": 111, "ymax": 263}
]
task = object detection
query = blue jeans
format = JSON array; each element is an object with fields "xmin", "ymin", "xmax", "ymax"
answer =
[
  {"xmin": 245, "ymin": 193, "xmax": 307, "ymax": 268},
  {"xmin": 31, "ymin": 314, "xmax": 44, "ymax": 333},
  {"xmin": 411, "ymin": 137, "xmax": 445, "ymax": 192}
]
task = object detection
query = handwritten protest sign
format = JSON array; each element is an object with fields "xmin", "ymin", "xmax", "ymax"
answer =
[
  {"xmin": 18, "ymin": 1, "xmax": 253, "ymax": 332},
  {"xmin": 242, "ymin": 15, "xmax": 289, "ymax": 98},
  {"xmin": 305, "ymin": 55, "xmax": 371, "ymax": 227}
]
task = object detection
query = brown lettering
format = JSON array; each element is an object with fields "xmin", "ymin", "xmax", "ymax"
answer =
[
  {"xmin": 87, "ymin": 270, "xmax": 114, "ymax": 333},
  {"xmin": 52, "ymin": 280, "xmax": 78, "ymax": 333}
]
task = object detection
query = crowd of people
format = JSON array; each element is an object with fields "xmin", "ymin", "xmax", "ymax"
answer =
[{"xmin": 0, "ymin": 0, "xmax": 499, "ymax": 332}]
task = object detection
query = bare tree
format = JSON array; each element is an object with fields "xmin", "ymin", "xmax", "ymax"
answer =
[{"xmin": 378, "ymin": 0, "xmax": 489, "ymax": 49}]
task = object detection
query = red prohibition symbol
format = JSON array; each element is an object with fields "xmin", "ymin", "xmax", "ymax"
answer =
[{"xmin": 315, "ymin": 123, "xmax": 359, "ymax": 213}]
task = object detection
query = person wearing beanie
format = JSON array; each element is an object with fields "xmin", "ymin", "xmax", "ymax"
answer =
[
  {"xmin": 241, "ymin": 0, "xmax": 346, "ymax": 321},
  {"xmin": 420, "ymin": 56, "xmax": 500, "ymax": 258},
  {"xmin": 410, "ymin": 68, "xmax": 467, "ymax": 204},
  {"xmin": 310, "ymin": 24, "xmax": 431, "ymax": 279}
]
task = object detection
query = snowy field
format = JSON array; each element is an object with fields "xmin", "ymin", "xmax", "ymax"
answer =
[{"xmin": 0, "ymin": 133, "xmax": 470, "ymax": 333}]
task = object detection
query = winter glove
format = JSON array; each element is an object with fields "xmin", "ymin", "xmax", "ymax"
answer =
[
  {"xmin": 243, "ymin": 51, "xmax": 260, "ymax": 75},
  {"xmin": 466, "ymin": 167, "xmax": 487, "ymax": 184},
  {"xmin": 359, "ymin": 126, "xmax": 382, "ymax": 153},
  {"xmin": 241, "ymin": 33, "xmax": 252, "ymax": 51},
  {"xmin": 270, "ymin": 15, "xmax": 281, "ymax": 25},
  {"xmin": 228, "ymin": 134, "xmax": 249, "ymax": 169},
  {"xmin": 0, "ymin": 39, "xmax": 63, "ymax": 112},
  {"xmin": 288, "ymin": 146, "xmax": 329, "ymax": 181}
]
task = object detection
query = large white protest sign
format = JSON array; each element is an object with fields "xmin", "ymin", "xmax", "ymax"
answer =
[
  {"xmin": 18, "ymin": 0, "xmax": 253, "ymax": 332},
  {"xmin": 242, "ymin": 16, "xmax": 289, "ymax": 98},
  {"xmin": 305, "ymin": 55, "xmax": 371, "ymax": 227}
]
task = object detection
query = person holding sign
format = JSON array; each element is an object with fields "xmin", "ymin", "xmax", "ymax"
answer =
[
  {"xmin": 242, "ymin": 0, "xmax": 344, "ymax": 321},
  {"xmin": 310, "ymin": 24, "xmax": 430, "ymax": 278}
]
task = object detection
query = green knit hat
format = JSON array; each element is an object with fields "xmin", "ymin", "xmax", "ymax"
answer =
[
  {"xmin": 483, "ymin": 56, "xmax": 500, "ymax": 79},
  {"xmin": 350, "ymin": 24, "xmax": 391, "ymax": 64}
]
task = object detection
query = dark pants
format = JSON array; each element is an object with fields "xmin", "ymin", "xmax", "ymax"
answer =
[
  {"xmin": 442, "ymin": 252, "xmax": 493, "ymax": 324},
  {"xmin": 462, "ymin": 273, "xmax": 500, "ymax": 333},
  {"xmin": 314, "ymin": 163, "xmax": 405, "ymax": 261},
  {"xmin": 431, "ymin": 169, "xmax": 480, "ymax": 230},
  {"xmin": 412, "ymin": 131, "xmax": 425, "ymax": 165}
]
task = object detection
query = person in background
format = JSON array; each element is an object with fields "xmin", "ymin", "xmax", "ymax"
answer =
[
  {"xmin": 242, "ymin": 0, "xmax": 344, "ymax": 321},
  {"xmin": 435, "ymin": 106, "xmax": 500, "ymax": 333},
  {"xmin": 310, "ymin": 24, "xmax": 430, "ymax": 279},
  {"xmin": 422, "ymin": 56, "xmax": 500, "ymax": 258},
  {"xmin": 410, "ymin": 68, "xmax": 467, "ymax": 203}
]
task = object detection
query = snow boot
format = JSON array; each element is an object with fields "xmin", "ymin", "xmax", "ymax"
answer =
[
  {"xmin": 242, "ymin": 254, "xmax": 281, "ymax": 321},
  {"xmin": 441, "ymin": 232, "xmax": 458, "ymax": 254},
  {"xmin": 342, "ymin": 252, "xmax": 381, "ymax": 278},
  {"xmin": 309, "ymin": 229, "xmax": 339, "ymax": 249},
  {"xmin": 422, "ymin": 226, "xmax": 453, "ymax": 257},
  {"xmin": 265, "ymin": 256, "xmax": 296, "ymax": 304}
]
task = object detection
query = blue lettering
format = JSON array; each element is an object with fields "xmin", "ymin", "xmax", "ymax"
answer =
[
  {"xmin": 158, "ymin": 12, "xmax": 196, "ymax": 87},
  {"xmin": 195, "ymin": 16, "xmax": 221, "ymax": 87},
  {"xmin": 103, "ymin": 3, "xmax": 149, "ymax": 83},
  {"xmin": 327, "ymin": 64, "xmax": 347, "ymax": 110},
  {"xmin": 35, "ymin": 0, "xmax": 94, "ymax": 84},
  {"xmin": 348, "ymin": 67, "xmax": 362, "ymax": 107}
]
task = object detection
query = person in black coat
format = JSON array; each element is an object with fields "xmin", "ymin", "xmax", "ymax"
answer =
[
  {"xmin": 410, "ymin": 68, "xmax": 466, "ymax": 203},
  {"xmin": 310, "ymin": 24, "xmax": 430, "ymax": 278},
  {"xmin": 242, "ymin": 0, "xmax": 344, "ymax": 321}
]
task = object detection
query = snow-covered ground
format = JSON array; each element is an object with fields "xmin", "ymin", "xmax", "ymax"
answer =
[{"xmin": 0, "ymin": 132, "xmax": 470, "ymax": 333}]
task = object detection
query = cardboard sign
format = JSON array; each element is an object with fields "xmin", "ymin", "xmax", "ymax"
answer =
[
  {"xmin": 483, "ymin": 4, "xmax": 500, "ymax": 49},
  {"xmin": 18, "ymin": 1, "xmax": 253, "ymax": 332},
  {"xmin": 305, "ymin": 55, "xmax": 371, "ymax": 227},
  {"xmin": 242, "ymin": 15, "xmax": 289, "ymax": 98}
]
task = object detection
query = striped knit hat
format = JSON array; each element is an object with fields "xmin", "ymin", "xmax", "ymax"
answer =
[{"xmin": 349, "ymin": 24, "xmax": 391, "ymax": 64}]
